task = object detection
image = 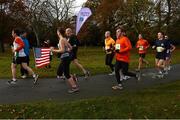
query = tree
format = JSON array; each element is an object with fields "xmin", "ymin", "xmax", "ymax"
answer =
[{"xmin": 0, "ymin": 0, "xmax": 27, "ymax": 52}]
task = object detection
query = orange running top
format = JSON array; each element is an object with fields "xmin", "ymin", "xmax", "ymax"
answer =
[
  {"xmin": 115, "ymin": 36, "xmax": 132, "ymax": 63},
  {"xmin": 105, "ymin": 37, "xmax": 115, "ymax": 54},
  {"xmin": 136, "ymin": 39, "xmax": 149, "ymax": 54}
]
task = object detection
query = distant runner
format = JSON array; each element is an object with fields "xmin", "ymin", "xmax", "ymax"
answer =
[
  {"xmin": 104, "ymin": 31, "xmax": 115, "ymax": 75},
  {"xmin": 152, "ymin": 32, "xmax": 168, "ymax": 77},
  {"xmin": 136, "ymin": 34, "xmax": 150, "ymax": 71}
]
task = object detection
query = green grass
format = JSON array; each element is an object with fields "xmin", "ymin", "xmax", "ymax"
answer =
[
  {"xmin": 0, "ymin": 46, "xmax": 180, "ymax": 78},
  {"xmin": 0, "ymin": 80, "xmax": 180, "ymax": 118},
  {"xmin": 0, "ymin": 47, "xmax": 180, "ymax": 118}
]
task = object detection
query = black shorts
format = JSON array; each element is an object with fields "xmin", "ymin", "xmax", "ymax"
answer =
[
  {"xmin": 50, "ymin": 55, "xmax": 52, "ymax": 61},
  {"xmin": 139, "ymin": 53, "xmax": 146, "ymax": 58},
  {"xmin": 70, "ymin": 48, "xmax": 78, "ymax": 60},
  {"xmin": 165, "ymin": 53, "xmax": 171, "ymax": 59},
  {"xmin": 156, "ymin": 53, "xmax": 166, "ymax": 60},
  {"xmin": 12, "ymin": 57, "xmax": 28, "ymax": 64}
]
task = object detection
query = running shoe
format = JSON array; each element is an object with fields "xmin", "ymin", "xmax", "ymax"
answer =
[
  {"xmin": 33, "ymin": 74, "xmax": 39, "ymax": 84},
  {"xmin": 68, "ymin": 87, "xmax": 79, "ymax": 93},
  {"xmin": 112, "ymin": 85, "xmax": 123, "ymax": 90},
  {"xmin": 7, "ymin": 80, "xmax": 17, "ymax": 85},
  {"xmin": 108, "ymin": 71, "xmax": 115, "ymax": 76},
  {"xmin": 84, "ymin": 70, "xmax": 90, "ymax": 79}
]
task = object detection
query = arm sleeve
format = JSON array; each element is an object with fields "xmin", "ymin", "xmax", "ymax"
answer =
[
  {"xmin": 112, "ymin": 39, "xmax": 115, "ymax": 46},
  {"xmin": 146, "ymin": 40, "xmax": 150, "ymax": 48},
  {"xmin": 152, "ymin": 40, "xmax": 156, "ymax": 49},
  {"xmin": 111, "ymin": 39, "xmax": 115, "ymax": 50},
  {"xmin": 15, "ymin": 38, "xmax": 24, "ymax": 52},
  {"xmin": 120, "ymin": 38, "xmax": 132, "ymax": 53},
  {"xmin": 136, "ymin": 41, "xmax": 139, "ymax": 48}
]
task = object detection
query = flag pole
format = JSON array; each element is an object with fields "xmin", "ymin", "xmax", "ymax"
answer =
[{"xmin": 32, "ymin": 47, "xmax": 37, "ymax": 69}]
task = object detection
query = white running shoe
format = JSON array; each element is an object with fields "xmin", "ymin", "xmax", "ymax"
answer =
[
  {"xmin": 112, "ymin": 85, "xmax": 123, "ymax": 90},
  {"xmin": 68, "ymin": 87, "xmax": 79, "ymax": 93},
  {"xmin": 124, "ymin": 76, "xmax": 131, "ymax": 80},
  {"xmin": 108, "ymin": 71, "xmax": 115, "ymax": 76},
  {"xmin": 167, "ymin": 66, "xmax": 171, "ymax": 71},
  {"xmin": 33, "ymin": 74, "xmax": 39, "ymax": 84},
  {"xmin": 158, "ymin": 71, "xmax": 163, "ymax": 74},
  {"xmin": 21, "ymin": 75, "xmax": 27, "ymax": 79}
]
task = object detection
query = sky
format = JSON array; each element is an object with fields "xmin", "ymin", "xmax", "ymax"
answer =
[{"xmin": 74, "ymin": 0, "xmax": 87, "ymax": 14}]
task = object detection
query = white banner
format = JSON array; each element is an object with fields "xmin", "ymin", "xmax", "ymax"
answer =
[{"xmin": 76, "ymin": 7, "xmax": 92, "ymax": 35}]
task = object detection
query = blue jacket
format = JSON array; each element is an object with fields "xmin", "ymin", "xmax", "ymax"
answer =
[{"xmin": 21, "ymin": 36, "xmax": 30, "ymax": 56}]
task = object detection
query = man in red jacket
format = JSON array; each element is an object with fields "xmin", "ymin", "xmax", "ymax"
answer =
[{"xmin": 112, "ymin": 27, "xmax": 140, "ymax": 90}]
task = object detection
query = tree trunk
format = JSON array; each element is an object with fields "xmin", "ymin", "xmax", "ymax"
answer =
[
  {"xmin": 166, "ymin": 0, "xmax": 171, "ymax": 32},
  {"xmin": 0, "ymin": 37, "xmax": 5, "ymax": 53},
  {"xmin": 157, "ymin": 1, "xmax": 162, "ymax": 31},
  {"xmin": 33, "ymin": 27, "xmax": 40, "ymax": 47}
]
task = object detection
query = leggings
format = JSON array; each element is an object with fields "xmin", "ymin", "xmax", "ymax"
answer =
[
  {"xmin": 115, "ymin": 60, "xmax": 136, "ymax": 84},
  {"xmin": 105, "ymin": 53, "xmax": 114, "ymax": 72},
  {"xmin": 57, "ymin": 57, "xmax": 71, "ymax": 79}
]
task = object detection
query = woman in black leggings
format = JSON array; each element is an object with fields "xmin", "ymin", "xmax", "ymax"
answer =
[{"xmin": 51, "ymin": 28, "xmax": 79, "ymax": 93}]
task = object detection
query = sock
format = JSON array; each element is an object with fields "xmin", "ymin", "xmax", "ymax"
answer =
[{"xmin": 32, "ymin": 74, "xmax": 36, "ymax": 78}]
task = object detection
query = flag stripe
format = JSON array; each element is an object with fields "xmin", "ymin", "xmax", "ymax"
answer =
[
  {"xmin": 36, "ymin": 62, "xmax": 50, "ymax": 67},
  {"xmin": 34, "ymin": 48, "xmax": 51, "ymax": 68},
  {"xmin": 36, "ymin": 56, "xmax": 50, "ymax": 61},
  {"xmin": 36, "ymin": 59, "xmax": 50, "ymax": 64}
]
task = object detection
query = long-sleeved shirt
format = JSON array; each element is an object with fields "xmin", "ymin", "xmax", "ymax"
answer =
[
  {"xmin": 13, "ymin": 36, "xmax": 26, "ymax": 57},
  {"xmin": 115, "ymin": 36, "xmax": 132, "ymax": 63},
  {"xmin": 136, "ymin": 39, "xmax": 149, "ymax": 54}
]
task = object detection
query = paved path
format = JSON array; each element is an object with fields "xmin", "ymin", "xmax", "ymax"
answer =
[{"xmin": 0, "ymin": 64, "xmax": 180, "ymax": 104}]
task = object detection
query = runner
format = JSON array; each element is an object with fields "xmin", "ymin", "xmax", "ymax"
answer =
[
  {"xmin": 51, "ymin": 28, "xmax": 79, "ymax": 93},
  {"xmin": 104, "ymin": 31, "xmax": 115, "ymax": 75},
  {"xmin": 164, "ymin": 35, "xmax": 176, "ymax": 74},
  {"xmin": 20, "ymin": 29, "xmax": 30, "ymax": 79},
  {"xmin": 9, "ymin": 28, "xmax": 38, "ymax": 84},
  {"xmin": 136, "ymin": 34, "xmax": 150, "ymax": 71},
  {"xmin": 65, "ymin": 28, "xmax": 90, "ymax": 79},
  {"xmin": 152, "ymin": 32, "xmax": 168, "ymax": 77},
  {"xmin": 112, "ymin": 27, "xmax": 140, "ymax": 90}
]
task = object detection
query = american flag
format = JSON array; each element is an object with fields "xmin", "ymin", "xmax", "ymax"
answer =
[{"xmin": 34, "ymin": 48, "xmax": 51, "ymax": 68}]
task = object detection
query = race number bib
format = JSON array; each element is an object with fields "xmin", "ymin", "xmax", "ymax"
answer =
[
  {"xmin": 156, "ymin": 47, "xmax": 164, "ymax": 52},
  {"xmin": 105, "ymin": 46, "xmax": 110, "ymax": 50},
  {"xmin": 139, "ymin": 46, "xmax": 144, "ymax": 50},
  {"xmin": 115, "ymin": 44, "xmax": 120, "ymax": 50}
]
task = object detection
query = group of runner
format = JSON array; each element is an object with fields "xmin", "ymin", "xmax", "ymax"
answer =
[
  {"xmin": 9, "ymin": 26, "xmax": 176, "ymax": 93},
  {"xmin": 9, "ymin": 27, "xmax": 90, "ymax": 93},
  {"xmin": 104, "ymin": 27, "xmax": 176, "ymax": 90},
  {"xmin": 51, "ymin": 28, "xmax": 90, "ymax": 93}
]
